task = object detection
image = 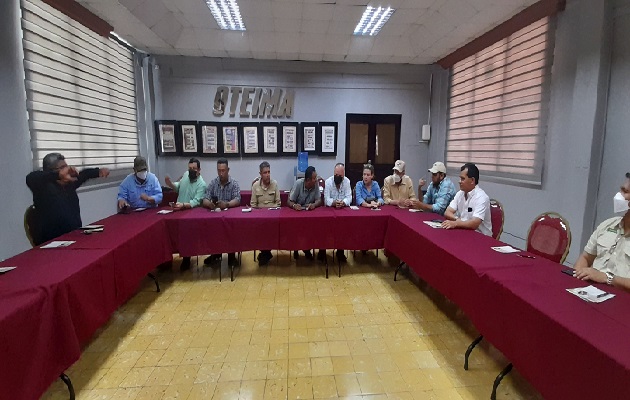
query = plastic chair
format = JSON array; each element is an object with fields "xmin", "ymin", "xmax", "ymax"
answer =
[
  {"xmin": 526, "ymin": 212, "xmax": 571, "ymax": 264},
  {"xmin": 489, "ymin": 199, "xmax": 504, "ymax": 240}
]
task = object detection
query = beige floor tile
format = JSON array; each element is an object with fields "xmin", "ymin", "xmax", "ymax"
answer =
[
  {"xmin": 93, "ymin": 367, "xmax": 131, "ymax": 389},
  {"xmin": 288, "ymin": 357, "xmax": 312, "ymax": 377},
  {"xmin": 243, "ymin": 360, "xmax": 268, "ymax": 380},
  {"xmin": 213, "ymin": 381, "xmax": 241, "ymax": 400},
  {"xmin": 311, "ymin": 375, "xmax": 337, "ymax": 399},
  {"xmin": 335, "ymin": 374, "xmax": 361, "ymax": 397},
  {"xmin": 264, "ymin": 378, "xmax": 288, "ymax": 399},
  {"xmin": 144, "ymin": 365, "xmax": 177, "ymax": 387},
  {"xmin": 240, "ymin": 379, "xmax": 266, "ymax": 399},
  {"xmin": 288, "ymin": 376, "xmax": 314, "ymax": 399},
  {"xmin": 119, "ymin": 367, "xmax": 155, "ymax": 388}
]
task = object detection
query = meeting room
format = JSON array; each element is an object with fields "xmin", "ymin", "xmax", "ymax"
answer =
[{"xmin": 1, "ymin": 0, "xmax": 629, "ymax": 399}]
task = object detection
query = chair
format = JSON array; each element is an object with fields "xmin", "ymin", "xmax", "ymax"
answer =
[
  {"xmin": 23, "ymin": 205, "xmax": 77, "ymax": 400},
  {"xmin": 489, "ymin": 199, "xmax": 504, "ymax": 240},
  {"xmin": 526, "ymin": 212, "xmax": 571, "ymax": 263}
]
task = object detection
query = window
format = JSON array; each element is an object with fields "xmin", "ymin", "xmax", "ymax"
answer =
[
  {"xmin": 446, "ymin": 17, "xmax": 555, "ymax": 186},
  {"xmin": 21, "ymin": 0, "xmax": 138, "ymax": 172}
]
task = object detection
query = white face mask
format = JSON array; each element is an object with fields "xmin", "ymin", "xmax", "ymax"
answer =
[
  {"xmin": 613, "ymin": 192, "xmax": 630, "ymax": 214},
  {"xmin": 136, "ymin": 171, "xmax": 148, "ymax": 181},
  {"xmin": 393, "ymin": 173, "xmax": 401, "ymax": 183}
]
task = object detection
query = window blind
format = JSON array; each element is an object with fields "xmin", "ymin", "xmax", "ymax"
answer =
[
  {"xmin": 446, "ymin": 17, "xmax": 555, "ymax": 186},
  {"xmin": 21, "ymin": 0, "xmax": 138, "ymax": 171}
]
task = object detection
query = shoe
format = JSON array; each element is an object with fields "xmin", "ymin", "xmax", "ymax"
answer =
[
  {"xmin": 317, "ymin": 250, "xmax": 326, "ymax": 262},
  {"xmin": 361, "ymin": 250, "xmax": 367, "ymax": 256},
  {"xmin": 336, "ymin": 250, "xmax": 347, "ymax": 263},
  {"xmin": 293, "ymin": 250, "xmax": 299, "ymax": 260},
  {"xmin": 204, "ymin": 254, "xmax": 221, "ymax": 265},
  {"xmin": 304, "ymin": 250, "xmax": 314, "ymax": 260},
  {"xmin": 259, "ymin": 252, "xmax": 272, "ymax": 266},
  {"xmin": 228, "ymin": 253, "xmax": 238, "ymax": 267},
  {"xmin": 180, "ymin": 257, "xmax": 191, "ymax": 271}
]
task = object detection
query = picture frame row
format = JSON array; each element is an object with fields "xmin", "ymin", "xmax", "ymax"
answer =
[{"xmin": 155, "ymin": 121, "xmax": 338, "ymax": 158}]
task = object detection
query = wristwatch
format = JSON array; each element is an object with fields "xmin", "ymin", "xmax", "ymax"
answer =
[{"xmin": 605, "ymin": 272, "xmax": 615, "ymax": 286}]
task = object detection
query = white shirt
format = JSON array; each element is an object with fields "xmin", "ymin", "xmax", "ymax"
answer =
[
  {"xmin": 584, "ymin": 217, "xmax": 630, "ymax": 278},
  {"xmin": 324, "ymin": 176, "xmax": 352, "ymax": 207},
  {"xmin": 447, "ymin": 186, "xmax": 492, "ymax": 236}
]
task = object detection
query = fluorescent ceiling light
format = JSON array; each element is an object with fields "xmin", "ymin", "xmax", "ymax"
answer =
[
  {"xmin": 205, "ymin": 0, "xmax": 246, "ymax": 31},
  {"xmin": 353, "ymin": 6, "xmax": 395, "ymax": 36}
]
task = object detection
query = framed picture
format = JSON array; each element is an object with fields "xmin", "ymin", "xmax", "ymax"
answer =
[
  {"xmin": 281, "ymin": 123, "xmax": 298, "ymax": 155},
  {"xmin": 154, "ymin": 120, "xmax": 178, "ymax": 156},
  {"xmin": 179, "ymin": 121, "xmax": 198, "ymax": 154},
  {"xmin": 199, "ymin": 122, "xmax": 220, "ymax": 156},
  {"xmin": 319, "ymin": 122, "xmax": 338, "ymax": 156},
  {"xmin": 262, "ymin": 123, "xmax": 279, "ymax": 155},
  {"xmin": 222, "ymin": 124, "xmax": 240, "ymax": 156},
  {"xmin": 300, "ymin": 122, "xmax": 319, "ymax": 155},
  {"xmin": 241, "ymin": 123, "xmax": 260, "ymax": 157}
]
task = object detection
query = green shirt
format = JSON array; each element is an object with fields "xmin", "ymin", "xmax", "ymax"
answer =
[{"xmin": 174, "ymin": 171, "xmax": 206, "ymax": 208}]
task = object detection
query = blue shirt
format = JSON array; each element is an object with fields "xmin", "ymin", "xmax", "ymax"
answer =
[
  {"xmin": 117, "ymin": 172, "xmax": 163, "ymax": 208},
  {"xmin": 423, "ymin": 177, "xmax": 456, "ymax": 215},
  {"xmin": 355, "ymin": 180, "xmax": 384, "ymax": 206}
]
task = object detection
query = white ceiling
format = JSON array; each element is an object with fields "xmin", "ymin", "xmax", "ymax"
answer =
[{"xmin": 77, "ymin": 0, "xmax": 538, "ymax": 64}]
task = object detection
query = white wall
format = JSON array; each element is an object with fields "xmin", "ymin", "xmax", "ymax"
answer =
[{"xmin": 152, "ymin": 57, "xmax": 434, "ymax": 190}]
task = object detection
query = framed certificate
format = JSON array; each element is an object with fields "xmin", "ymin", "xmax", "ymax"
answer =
[
  {"xmin": 222, "ymin": 124, "xmax": 240, "ymax": 156},
  {"xmin": 262, "ymin": 124, "xmax": 279, "ymax": 155},
  {"xmin": 199, "ymin": 122, "xmax": 220, "ymax": 156},
  {"xmin": 154, "ymin": 120, "xmax": 178, "ymax": 156},
  {"xmin": 241, "ymin": 123, "xmax": 260, "ymax": 157},
  {"xmin": 319, "ymin": 122, "xmax": 338, "ymax": 156},
  {"xmin": 281, "ymin": 123, "xmax": 298, "ymax": 155},
  {"xmin": 179, "ymin": 121, "xmax": 198, "ymax": 154},
  {"xmin": 300, "ymin": 122, "xmax": 319, "ymax": 155}
]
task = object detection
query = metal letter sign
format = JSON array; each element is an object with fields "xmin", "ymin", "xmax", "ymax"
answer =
[{"xmin": 213, "ymin": 86, "xmax": 294, "ymax": 118}]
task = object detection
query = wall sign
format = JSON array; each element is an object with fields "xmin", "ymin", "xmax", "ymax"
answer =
[{"xmin": 213, "ymin": 86, "xmax": 294, "ymax": 118}]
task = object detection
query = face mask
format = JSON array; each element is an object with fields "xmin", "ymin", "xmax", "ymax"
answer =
[
  {"xmin": 188, "ymin": 169, "xmax": 197, "ymax": 181},
  {"xmin": 136, "ymin": 171, "xmax": 147, "ymax": 181},
  {"xmin": 334, "ymin": 175, "xmax": 343, "ymax": 185},
  {"xmin": 613, "ymin": 192, "xmax": 630, "ymax": 214},
  {"xmin": 393, "ymin": 174, "xmax": 401, "ymax": 183}
]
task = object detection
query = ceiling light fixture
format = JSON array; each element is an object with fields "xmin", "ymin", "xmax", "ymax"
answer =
[
  {"xmin": 205, "ymin": 0, "xmax": 246, "ymax": 31},
  {"xmin": 353, "ymin": 6, "xmax": 395, "ymax": 36}
]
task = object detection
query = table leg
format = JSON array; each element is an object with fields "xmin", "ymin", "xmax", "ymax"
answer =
[
  {"xmin": 59, "ymin": 373, "xmax": 75, "ymax": 400},
  {"xmin": 464, "ymin": 335, "xmax": 483, "ymax": 370},
  {"xmin": 394, "ymin": 262, "xmax": 407, "ymax": 281},
  {"xmin": 491, "ymin": 363, "xmax": 513, "ymax": 400},
  {"xmin": 146, "ymin": 273, "xmax": 160, "ymax": 292}
]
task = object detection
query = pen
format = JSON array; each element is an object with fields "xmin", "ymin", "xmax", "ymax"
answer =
[
  {"xmin": 596, "ymin": 292, "xmax": 608, "ymax": 298},
  {"xmin": 516, "ymin": 254, "xmax": 536, "ymax": 259}
]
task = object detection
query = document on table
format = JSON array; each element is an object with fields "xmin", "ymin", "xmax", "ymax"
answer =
[
  {"xmin": 0, "ymin": 266, "xmax": 16, "ymax": 274},
  {"xmin": 423, "ymin": 221, "xmax": 442, "ymax": 228},
  {"xmin": 81, "ymin": 225, "xmax": 104, "ymax": 229},
  {"xmin": 349, "ymin": 206, "xmax": 359, "ymax": 210},
  {"xmin": 491, "ymin": 245, "xmax": 520, "ymax": 253},
  {"xmin": 40, "ymin": 241, "xmax": 75, "ymax": 249},
  {"xmin": 567, "ymin": 285, "xmax": 615, "ymax": 303},
  {"xmin": 157, "ymin": 209, "xmax": 173, "ymax": 214}
]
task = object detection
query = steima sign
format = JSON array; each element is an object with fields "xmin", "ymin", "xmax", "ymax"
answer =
[{"xmin": 213, "ymin": 86, "xmax": 294, "ymax": 118}]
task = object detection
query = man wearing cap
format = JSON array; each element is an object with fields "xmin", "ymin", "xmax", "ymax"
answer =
[
  {"xmin": 383, "ymin": 160, "xmax": 417, "ymax": 207},
  {"xmin": 412, "ymin": 161, "xmax": 456, "ymax": 215},
  {"xmin": 117, "ymin": 156, "xmax": 163, "ymax": 210},
  {"xmin": 442, "ymin": 162, "xmax": 492, "ymax": 236}
]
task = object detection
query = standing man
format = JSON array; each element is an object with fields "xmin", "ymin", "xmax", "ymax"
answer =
[
  {"xmin": 287, "ymin": 166, "xmax": 323, "ymax": 260},
  {"xmin": 251, "ymin": 161, "xmax": 281, "ymax": 266},
  {"xmin": 442, "ymin": 162, "xmax": 492, "ymax": 236},
  {"xmin": 202, "ymin": 158, "xmax": 241, "ymax": 267},
  {"xmin": 323, "ymin": 163, "xmax": 352, "ymax": 262},
  {"xmin": 26, "ymin": 152, "xmax": 110, "ymax": 245},
  {"xmin": 165, "ymin": 157, "xmax": 206, "ymax": 270},
  {"xmin": 574, "ymin": 172, "xmax": 630, "ymax": 291},
  {"xmin": 117, "ymin": 156, "xmax": 163, "ymax": 210},
  {"xmin": 413, "ymin": 161, "xmax": 457, "ymax": 215},
  {"xmin": 383, "ymin": 160, "xmax": 416, "ymax": 207}
]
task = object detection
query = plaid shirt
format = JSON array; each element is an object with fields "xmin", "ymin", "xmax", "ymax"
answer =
[{"xmin": 204, "ymin": 176, "xmax": 241, "ymax": 204}]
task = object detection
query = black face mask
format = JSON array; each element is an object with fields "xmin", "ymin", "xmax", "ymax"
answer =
[
  {"xmin": 188, "ymin": 169, "xmax": 198, "ymax": 181},
  {"xmin": 334, "ymin": 175, "xmax": 343, "ymax": 185}
]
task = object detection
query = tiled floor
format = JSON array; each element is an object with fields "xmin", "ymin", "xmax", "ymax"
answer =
[{"xmin": 41, "ymin": 251, "xmax": 542, "ymax": 399}]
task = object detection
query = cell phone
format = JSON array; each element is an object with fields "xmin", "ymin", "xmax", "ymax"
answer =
[
  {"xmin": 211, "ymin": 196, "xmax": 219, "ymax": 203},
  {"xmin": 561, "ymin": 268, "xmax": 575, "ymax": 276},
  {"xmin": 431, "ymin": 219, "xmax": 443, "ymax": 223}
]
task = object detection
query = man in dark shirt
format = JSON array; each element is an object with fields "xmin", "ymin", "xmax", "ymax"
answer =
[{"xmin": 26, "ymin": 152, "xmax": 110, "ymax": 245}]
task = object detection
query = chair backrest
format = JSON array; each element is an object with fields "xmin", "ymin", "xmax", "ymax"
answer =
[
  {"xmin": 352, "ymin": 186, "xmax": 356, "ymax": 206},
  {"xmin": 24, "ymin": 205, "xmax": 37, "ymax": 248},
  {"xmin": 526, "ymin": 212, "xmax": 572, "ymax": 264},
  {"xmin": 158, "ymin": 188, "xmax": 178, "ymax": 207},
  {"xmin": 489, "ymin": 199, "xmax": 504, "ymax": 240}
]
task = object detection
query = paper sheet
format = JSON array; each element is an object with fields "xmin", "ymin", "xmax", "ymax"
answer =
[
  {"xmin": 40, "ymin": 241, "xmax": 75, "ymax": 249},
  {"xmin": 423, "ymin": 221, "xmax": 442, "ymax": 228},
  {"xmin": 157, "ymin": 210, "xmax": 173, "ymax": 214},
  {"xmin": 567, "ymin": 285, "xmax": 615, "ymax": 303},
  {"xmin": 491, "ymin": 245, "xmax": 520, "ymax": 253},
  {"xmin": 0, "ymin": 266, "xmax": 17, "ymax": 274}
]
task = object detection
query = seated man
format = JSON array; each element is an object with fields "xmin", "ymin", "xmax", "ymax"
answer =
[
  {"xmin": 574, "ymin": 173, "xmax": 630, "ymax": 291},
  {"xmin": 413, "ymin": 161, "xmax": 456, "ymax": 215},
  {"xmin": 251, "ymin": 161, "xmax": 281, "ymax": 266},
  {"xmin": 287, "ymin": 165, "xmax": 323, "ymax": 260},
  {"xmin": 442, "ymin": 162, "xmax": 492, "ymax": 236},
  {"xmin": 26, "ymin": 152, "xmax": 110, "ymax": 245},
  {"xmin": 117, "ymin": 156, "xmax": 163, "ymax": 211},
  {"xmin": 202, "ymin": 158, "xmax": 241, "ymax": 267},
  {"xmin": 323, "ymin": 163, "xmax": 352, "ymax": 262},
  {"xmin": 383, "ymin": 159, "xmax": 416, "ymax": 207},
  {"xmin": 165, "ymin": 157, "xmax": 206, "ymax": 270}
]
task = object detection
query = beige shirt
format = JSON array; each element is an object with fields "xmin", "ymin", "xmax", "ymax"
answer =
[
  {"xmin": 251, "ymin": 179, "xmax": 281, "ymax": 208},
  {"xmin": 584, "ymin": 217, "xmax": 630, "ymax": 278},
  {"xmin": 383, "ymin": 174, "xmax": 417, "ymax": 204}
]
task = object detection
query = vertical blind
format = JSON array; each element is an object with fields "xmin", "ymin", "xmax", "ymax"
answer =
[
  {"xmin": 21, "ymin": 0, "xmax": 138, "ymax": 171},
  {"xmin": 446, "ymin": 17, "xmax": 555, "ymax": 186}
]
